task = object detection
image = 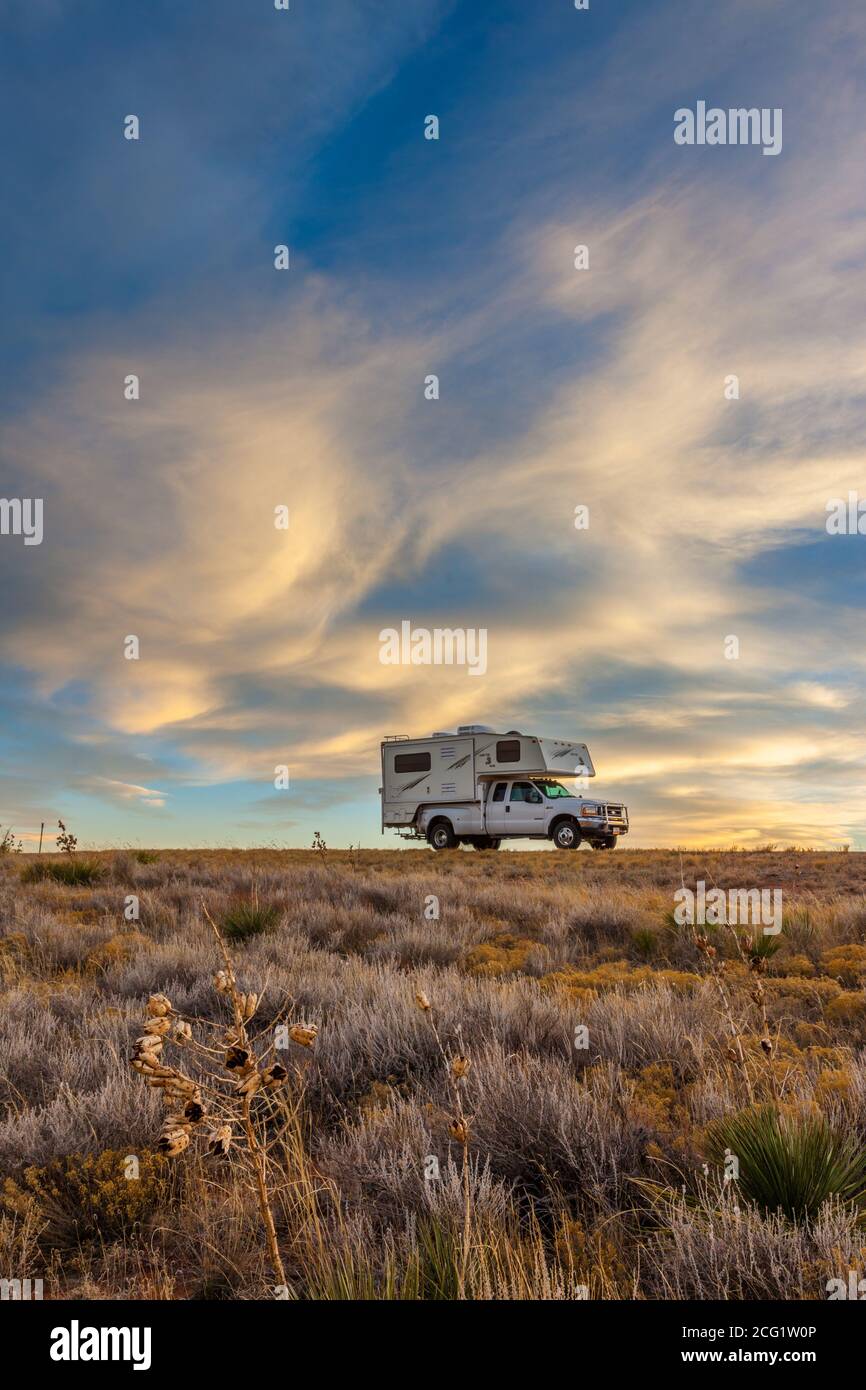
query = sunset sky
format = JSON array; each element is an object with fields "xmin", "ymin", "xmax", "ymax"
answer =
[{"xmin": 1, "ymin": 0, "xmax": 865, "ymax": 850}]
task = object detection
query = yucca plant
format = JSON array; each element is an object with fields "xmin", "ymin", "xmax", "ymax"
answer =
[
  {"xmin": 706, "ymin": 1104, "xmax": 866, "ymax": 1222},
  {"xmin": 221, "ymin": 888, "xmax": 280, "ymax": 942},
  {"xmin": 742, "ymin": 929, "xmax": 782, "ymax": 965},
  {"xmin": 21, "ymin": 859, "xmax": 102, "ymax": 887},
  {"xmin": 631, "ymin": 927, "xmax": 658, "ymax": 960},
  {"xmin": 128, "ymin": 901, "xmax": 320, "ymax": 1288}
]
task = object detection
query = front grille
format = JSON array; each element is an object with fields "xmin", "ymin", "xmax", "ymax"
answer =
[{"xmin": 604, "ymin": 804, "xmax": 627, "ymax": 820}]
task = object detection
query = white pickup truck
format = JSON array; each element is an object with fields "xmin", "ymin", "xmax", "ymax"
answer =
[
  {"xmin": 380, "ymin": 728, "xmax": 629, "ymax": 850},
  {"xmin": 419, "ymin": 776, "xmax": 629, "ymax": 850}
]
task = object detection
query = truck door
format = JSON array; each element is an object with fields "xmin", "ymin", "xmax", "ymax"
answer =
[
  {"xmin": 507, "ymin": 780, "xmax": 545, "ymax": 834},
  {"xmin": 484, "ymin": 781, "xmax": 509, "ymax": 834}
]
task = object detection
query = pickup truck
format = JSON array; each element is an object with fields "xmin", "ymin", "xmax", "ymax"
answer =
[{"xmin": 419, "ymin": 776, "xmax": 629, "ymax": 850}]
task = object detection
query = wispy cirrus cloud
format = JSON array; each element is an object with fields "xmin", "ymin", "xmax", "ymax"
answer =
[{"xmin": 1, "ymin": 0, "xmax": 865, "ymax": 848}]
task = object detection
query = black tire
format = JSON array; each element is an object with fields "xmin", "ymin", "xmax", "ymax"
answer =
[
  {"xmin": 473, "ymin": 837, "xmax": 500, "ymax": 851},
  {"xmin": 589, "ymin": 836, "xmax": 617, "ymax": 850},
  {"xmin": 427, "ymin": 819, "xmax": 457, "ymax": 851},
  {"xmin": 551, "ymin": 819, "xmax": 580, "ymax": 850}
]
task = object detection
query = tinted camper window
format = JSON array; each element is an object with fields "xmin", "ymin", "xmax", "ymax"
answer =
[
  {"xmin": 394, "ymin": 752, "xmax": 431, "ymax": 773},
  {"xmin": 496, "ymin": 739, "xmax": 521, "ymax": 762}
]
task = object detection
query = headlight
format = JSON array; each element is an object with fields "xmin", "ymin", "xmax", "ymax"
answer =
[{"xmin": 579, "ymin": 805, "xmax": 599, "ymax": 818}]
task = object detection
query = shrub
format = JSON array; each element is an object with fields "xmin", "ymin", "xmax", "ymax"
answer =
[
  {"xmin": 2, "ymin": 1149, "xmax": 171, "ymax": 1249},
  {"xmin": 706, "ymin": 1104, "xmax": 866, "ymax": 1222},
  {"xmin": 822, "ymin": 945, "xmax": 866, "ymax": 988},
  {"xmin": 21, "ymin": 859, "xmax": 102, "ymax": 887}
]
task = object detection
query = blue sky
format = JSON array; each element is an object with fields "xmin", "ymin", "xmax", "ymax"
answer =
[{"xmin": 1, "ymin": 0, "xmax": 865, "ymax": 849}]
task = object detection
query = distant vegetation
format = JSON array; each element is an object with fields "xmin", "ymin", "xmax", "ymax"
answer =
[{"xmin": 1, "ymin": 846, "xmax": 865, "ymax": 1300}]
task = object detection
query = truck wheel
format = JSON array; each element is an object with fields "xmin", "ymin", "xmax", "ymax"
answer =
[
  {"xmin": 551, "ymin": 820, "xmax": 579, "ymax": 850},
  {"xmin": 589, "ymin": 837, "xmax": 617, "ymax": 850},
  {"xmin": 428, "ymin": 820, "xmax": 456, "ymax": 851},
  {"xmin": 473, "ymin": 837, "xmax": 500, "ymax": 851}
]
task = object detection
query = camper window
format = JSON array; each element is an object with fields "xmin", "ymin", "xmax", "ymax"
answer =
[
  {"xmin": 496, "ymin": 739, "xmax": 521, "ymax": 762},
  {"xmin": 394, "ymin": 752, "xmax": 431, "ymax": 773}
]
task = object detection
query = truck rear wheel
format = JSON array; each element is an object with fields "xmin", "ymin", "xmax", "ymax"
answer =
[
  {"xmin": 589, "ymin": 836, "xmax": 617, "ymax": 850},
  {"xmin": 551, "ymin": 819, "xmax": 580, "ymax": 850},
  {"xmin": 473, "ymin": 837, "xmax": 500, "ymax": 851},
  {"xmin": 427, "ymin": 820, "xmax": 457, "ymax": 851}
]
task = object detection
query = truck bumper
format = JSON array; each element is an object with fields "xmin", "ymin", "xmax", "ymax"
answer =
[{"xmin": 580, "ymin": 820, "xmax": 628, "ymax": 836}]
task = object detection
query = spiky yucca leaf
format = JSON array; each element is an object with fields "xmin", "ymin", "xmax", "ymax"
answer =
[
  {"xmin": 707, "ymin": 1105, "xmax": 866, "ymax": 1222},
  {"xmin": 221, "ymin": 902, "xmax": 279, "ymax": 942}
]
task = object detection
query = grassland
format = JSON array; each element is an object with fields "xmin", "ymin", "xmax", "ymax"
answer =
[{"xmin": 2, "ymin": 846, "xmax": 866, "ymax": 1300}]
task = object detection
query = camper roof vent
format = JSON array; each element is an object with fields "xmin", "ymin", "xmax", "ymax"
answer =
[
  {"xmin": 431, "ymin": 731, "xmax": 455, "ymax": 738},
  {"xmin": 456, "ymin": 724, "xmax": 496, "ymax": 734}
]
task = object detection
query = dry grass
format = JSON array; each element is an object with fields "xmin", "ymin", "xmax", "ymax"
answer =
[{"xmin": 2, "ymin": 846, "xmax": 866, "ymax": 1300}]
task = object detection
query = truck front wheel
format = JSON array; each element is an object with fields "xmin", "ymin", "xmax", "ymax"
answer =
[
  {"xmin": 428, "ymin": 820, "xmax": 457, "ymax": 851},
  {"xmin": 551, "ymin": 820, "xmax": 580, "ymax": 850}
]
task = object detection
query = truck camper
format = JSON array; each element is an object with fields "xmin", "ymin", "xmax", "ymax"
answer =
[{"xmin": 380, "ymin": 726, "xmax": 629, "ymax": 849}]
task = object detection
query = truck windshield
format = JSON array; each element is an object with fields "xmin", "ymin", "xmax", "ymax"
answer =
[{"xmin": 532, "ymin": 780, "xmax": 572, "ymax": 798}]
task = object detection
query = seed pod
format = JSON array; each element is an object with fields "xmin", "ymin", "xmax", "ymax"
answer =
[
  {"xmin": 760, "ymin": 1036, "xmax": 773, "ymax": 1055},
  {"xmin": 135, "ymin": 1051, "xmax": 165, "ymax": 1073},
  {"xmin": 134, "ymin": 1034, "xmax": 164, "ymax": 1053},
  {"xmin": 158, "ymin": 1130, "xmax": 190, "ymax": 1157},
  {"xmin": 214, "ymin": 970, "xmax": 234, "ymax": 995},
  {"xmin": 162, "ymin": 1114, "xmax": 192, "ymax": 1133},
  {"xmin": 415, "ymin": 989, "xmax": 432, "ymax": 1012},
  {"xmin": 261, "ymin": 1063, "xmax": 288, "ymax": 1091},
  {"xmin": 451, "ymin": 1055, "xmax": 471, "ymax": 1080},
  {"xmin": 146, "ymin": 1016, "xmax": 172, "ymax": 1036},
  {"xmin": 240, "ymin": 993, "xmax": 258, "ymax": 1022},
  {"xmin": 288, "ymin": 1023, "xmax": 317, "ymax": 1048},
  {"xmin": 183, "ymin": 1097, "xmax": 205, "ymax": 1124},
  {"xmin": 225, "ymin": 1045, "xmax": 251, "ymax": 1071},
  {"xmin": 146, "ymin": 993, "xmax": 172, "ymax": 1018},
  {"xmin": 235, "ymin": 1071, "xmax": 262, "ymax": 1097},
  {"xmin": 449, "ymin": 1117, "xmax": 469, "ymax": 1144},
  {"xmin": 173, "ymin": 1021, "xmax": 192, "ymax": 1043},
  {"xmin": 207, "ymin": 1124, "xmax": 232, "ymax": 1157}
]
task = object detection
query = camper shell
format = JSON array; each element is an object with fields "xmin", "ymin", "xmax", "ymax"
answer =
[{"xmin": 380, "ymin": 726, "xmax": 595, "ymax": 830}]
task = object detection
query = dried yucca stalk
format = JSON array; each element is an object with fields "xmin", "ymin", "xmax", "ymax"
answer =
[
  {"xmin": 128, "ymin": 901, "xmax": 320, "ymax": 1289},
  {"xmin": 415, "ymin": 983, "xmax": 474, "ymax": 1299}
]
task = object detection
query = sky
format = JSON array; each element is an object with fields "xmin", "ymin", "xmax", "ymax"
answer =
[{"xmin": 1, "ymin": 0, "xmax": 865, "ymax": 851}]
